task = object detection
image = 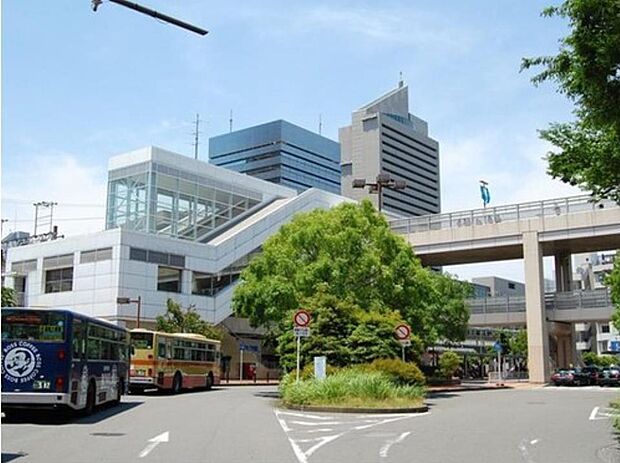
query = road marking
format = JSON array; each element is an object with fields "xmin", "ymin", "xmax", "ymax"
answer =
[
  {"xmin": 274, "ymin": 409, "xmax": 429, "ymax": 463},
  {"xmin": 277, "ymin": 411, "xmax": 335, "ymax": 420},
  {"xmin": 379, "ymin": 431, "xmax": 411, "ymax": 458},
  {"xmin": 530, "ymin": 439, "xmax": 540, "ymax": 445},
  {"xmin": 518, "ymin": 439, "xmax": 536, "ymax": 463},
  {"xmin": 589, "ymin": 406, "xmax": 600, "ymax": 421},
  {"xmin": 139, "ymin": 431, "xmax": 169, "ymax": 458}
]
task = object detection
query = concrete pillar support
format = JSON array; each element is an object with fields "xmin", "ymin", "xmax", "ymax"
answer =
[
  {"xmin": 554, "ymin": 252, "xmax": 572, "ymax": 292},
  {"xmin": 523, "ymin": 231, "xmax": 550, "ymax": 383}
]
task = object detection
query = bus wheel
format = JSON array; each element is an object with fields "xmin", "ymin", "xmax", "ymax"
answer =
[
  {"xmin": 172, "ymin": 373, "xmax": 182, "ymax": 394},
  {"xmin": 85, "ymin": 382, "xmax": 96, "ymax": 415},
  {"xmin": 205, "ymin": 373, "xmax": 214, "ymax": 391}
]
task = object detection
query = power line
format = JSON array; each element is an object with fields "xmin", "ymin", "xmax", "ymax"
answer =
[
  {"xmin": 7, "ymin": 217, "xmax": 104, "ymax": 224},
  {"xmin": 2, "ymin": 198, "xmax": 105, "ymax": 208}
]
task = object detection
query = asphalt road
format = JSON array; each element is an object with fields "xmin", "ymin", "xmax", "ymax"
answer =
[{"xmin": 2, "ymin": 385, "xmax": 619, "ymax": 463}]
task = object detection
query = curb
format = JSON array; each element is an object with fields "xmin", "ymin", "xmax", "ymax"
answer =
[
  {"xmin": 283, "ymin": 404, "xmax": 429, "ymax": 414},
  {"xmin": 428, "ymin": 385, "xmax": 512, "ymax": 394},
  {"xmin": 219, "ymin": 382, "xmax": 279, "ymax": 387}
]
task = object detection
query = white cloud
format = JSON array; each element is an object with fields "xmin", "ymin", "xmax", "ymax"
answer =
[
  {"xmin": 2, "ymin": 153, "xmax": 107, "ymax": 237},
  {"xmin": 237, "ymin": 4, "xmax": 477, "ymax": 53}
]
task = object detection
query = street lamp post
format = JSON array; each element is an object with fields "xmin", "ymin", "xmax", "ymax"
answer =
[
  {"xmin": 352, "ymin": 174, "xmax": 407, "ymax": 212},
  {"xmin": 116, "ymin": 296, "xmax": 142, "ymax": 328}
]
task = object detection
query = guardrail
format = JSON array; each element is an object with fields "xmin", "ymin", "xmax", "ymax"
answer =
[
  {"xmin": 467, "ymin": 288, "xmax": 613, "ymax": 315},
  {"xmin": 390, "ymin": 194, "xmax": 618, "ymax": 235}
]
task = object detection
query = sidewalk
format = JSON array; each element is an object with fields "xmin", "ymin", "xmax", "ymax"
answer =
[{"xmin": 218, "ymin": 379, "xmax": 280, "ymax": 386}]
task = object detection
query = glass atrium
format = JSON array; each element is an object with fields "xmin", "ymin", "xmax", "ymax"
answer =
[{"xmin": 106, "ymin": 160, "xmax": 263, "ymax": 242}]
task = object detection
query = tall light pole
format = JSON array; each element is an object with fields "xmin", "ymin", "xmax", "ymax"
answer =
[
  {"xmin": 117, "ymin": 296, "xmax": 142, "ymax": 328},
  {"xmin": 92, "ymin": 0, "xmax": 209, "ymax": 36},
  {"xmin": 352, "ymin": 173, "xmax": 407, "ymax": 212}
]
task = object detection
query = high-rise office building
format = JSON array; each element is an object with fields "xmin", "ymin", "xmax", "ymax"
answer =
[
  {"xmin": 209, "ymin": 120, "xmax": 341, "ymax": 194},
  {"xmin": 340, "ymin": 82, "xmax": 440, "ymax": 216}
]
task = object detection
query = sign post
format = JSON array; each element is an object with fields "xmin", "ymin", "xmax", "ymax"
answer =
[
  {"xmin": 394, "ymin": 324, "xmax": 412, "ymax": 362},
  {"xmin": 293, "ymin": 309, "xmax": 312, "ymax": 383},
  {"xmin": 493, "ymin": 341, "xmax": 503, "ymax": 384}
]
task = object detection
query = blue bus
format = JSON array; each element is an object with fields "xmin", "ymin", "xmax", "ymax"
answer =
[{"xmin": 1, "ymin": 308, "xmax": 130, "ymax": 415}]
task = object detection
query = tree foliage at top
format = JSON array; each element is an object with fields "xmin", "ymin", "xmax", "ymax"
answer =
[
  {"xmin": 1, "ymin": 287, "xmax": 18, "ymax": 307},
  {"xmin": 156, "ymin": 298, "xmax": 223, "ymax": 340},
  {"xmin": 232, "ymin": 201, "xmax": 471, "ymax": 368},
  {"xmin": 521, "ymin": 0, "xmax": 620, "ymax": 202}
]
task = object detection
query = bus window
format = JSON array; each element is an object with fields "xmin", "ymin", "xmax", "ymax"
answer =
[
  {"xmin": 72, "ymin": 319, "xmax": 84, "ymax": 359},
  {"xmin": 131, "ymin": 332, "xmax": 154, "ymax": 350},
  {"xmin": 2, "ymin": 310, "xmax": 66, "ymax": 342},
  {"xmin": 158, "ymin": 341, "xmax": 166, "ymax": 359}
]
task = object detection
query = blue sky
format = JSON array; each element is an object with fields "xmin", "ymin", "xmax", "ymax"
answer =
[{"xmin": 1, "ymin": 1, "xmax": 583, "ymax": 281}]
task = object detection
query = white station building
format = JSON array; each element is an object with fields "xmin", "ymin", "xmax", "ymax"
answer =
[{"xmin": 4, "ymin": 147, "xmax": 350, "ymax": 332}]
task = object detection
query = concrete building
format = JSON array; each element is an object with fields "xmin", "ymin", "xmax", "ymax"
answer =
[
  {"xmin": 471, "ymin": 276, "xmax": 525, "ymax": 298},
  {"xmin": 209, "ymin": 120, "xmax": 341, "ymax": 195},
  {"xmin": 339, "ymin": 81, "xmax": 440, "ymax": 217},
  {"xmin": 5, "ymin": 146, "xmax": 351, "ymax": 378}
]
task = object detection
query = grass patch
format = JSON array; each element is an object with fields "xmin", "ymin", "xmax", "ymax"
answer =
[
  {"xmin": 610, "ymin": 398, "xmax": 620, "ymax": 434},
  {"xmin": 280, "ymin": 368, "xmax": 425, "ymax": 409}
]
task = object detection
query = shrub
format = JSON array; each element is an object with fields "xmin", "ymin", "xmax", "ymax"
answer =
[
  {"xmin": 362, "ymin": 358, "xmax": 425, "ymax": 386},
  {"xmin": 439, "ymin": 351, "xmax": 461, "ymax": 379},
  {"xmin": 582, "ymin": 352, "xmax": 617, "ymax": 367},
  {"xmin": 280, "ymin": 368, "xmax": 425, "ymax": 408}
]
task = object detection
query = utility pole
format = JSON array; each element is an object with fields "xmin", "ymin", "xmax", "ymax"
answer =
[
  {"xmin": 318, "ymin": 114, "xmax": 322, "ymax": 135},
  {"xmin": 91, "ymin": 0, "xmax": 208, "ymax": 36},
  {"xmin": 192, "ymin": 113, "xmax": 201, "ymax": 160},
  {"xmin": 229, "ymin": 110, "xmax": 233, "ymax": 133}
]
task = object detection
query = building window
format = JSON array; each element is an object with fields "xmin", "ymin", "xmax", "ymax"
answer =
[
  {"xmin": 80, "ymin": 247, "xmax": 113, "ymax": 263},
  {"xmin": 45, "ymin": 267, "xmax": 73, "ymax": 293},
  {"xmin": 602, "ymin": 324, "xmax": 610, "ymax": 334},
  {"xmin": 158, "ymin": 267, "xmax": 182, "ymax": 293},
  {"xmin": 11, "ymin": 259, "xmax": 37, "ymax": 273},
  {"xmin": 43, "ymin": 254, "xmax": 74, "ymax": 269},
  {"xmin": 129, "ymin": 247, "xmax": 185, "ymax": 268},
  {"xmin": 508, "ymin": 282, "xmax": 516, "ymax": 290}
]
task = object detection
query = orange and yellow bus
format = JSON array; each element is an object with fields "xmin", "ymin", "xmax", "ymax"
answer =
[{"xmin": 129, "ymin": 329, "xmax": 220, "ymax": 394}]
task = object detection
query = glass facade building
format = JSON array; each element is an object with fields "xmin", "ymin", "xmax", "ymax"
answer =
[
  {"xmin": 209, "ymin": 120, "xmax": 341, "ymax": 194},
  {"xmin": 105, "ymin": 148, "xmax": 289, "ymax": 242}
]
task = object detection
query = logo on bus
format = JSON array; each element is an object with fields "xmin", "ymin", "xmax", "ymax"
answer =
[{"xmin": 2, "ymin": 342, "xmax": 42, "ymax": 383}]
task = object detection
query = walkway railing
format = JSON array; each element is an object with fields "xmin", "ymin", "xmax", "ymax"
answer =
[
  {"xmin": 467, "ymin": 288, "xmax": 613, "ymax": 315},
  {"xmin": 390, "ymin": 195, "xmax": 617, "ymax": 235}
]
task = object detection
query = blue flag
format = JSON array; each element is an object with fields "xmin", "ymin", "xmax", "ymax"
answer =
[{"xmin": 480, "ymin": 184, "xmax": 490, "ymax": 205}]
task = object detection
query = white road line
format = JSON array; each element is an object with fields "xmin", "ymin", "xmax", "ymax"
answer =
[
  {"xmin": 304, "ymin": 428, "xmax": 334, "ymax": 433},
  {"xmin": 138, "ymin": 431, "xmax": 169, "ymax": 458},
  {"xmin": 530, "ymin": 439, "xmax": 540, "ymax": 445},
  {"xmin": 518, "ymin": 439, "xmax": 536, "ymax": 463},
  {"xmin": 290, "ymin": 420, "xmax": 344, "ymax": 426},
  {"xmin": 277, "ymin": 411, "xmax": 335, "ymax": 420},
  {"xmin": 379, "ymin": 431, "xmax": 411, "ymax": 458},
  {"xmin": 589, "ymin": 406, "xmax": 600, "ymax": 421}
]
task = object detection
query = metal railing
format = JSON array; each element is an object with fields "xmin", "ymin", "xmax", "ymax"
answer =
[
  {"xmin": 390, "ymin": 194, "xmax": 618, "ymax": 235},
  {"xmin": 467, "ymin": 288, "xmax": 613, "ymax": 315}
]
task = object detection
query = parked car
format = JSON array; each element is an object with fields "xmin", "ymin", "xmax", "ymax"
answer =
[
  {"xmin": 598, "ymin": 367, "xmax": 620, "ymax": 387},
  {"xmin": 581, "ymin": 366, "xmax": 601, "ymax": 385},
  {"xmin": 550, "ymin": 368, "xmax": 589, "ymax": 386}
]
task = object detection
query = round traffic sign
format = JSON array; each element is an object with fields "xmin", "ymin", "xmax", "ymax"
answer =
[
  {"xmin": 394, "ymin": 324, "xmax": 411, "ymax": 340},
  {"xmin": 293, "ymin": 309, "xmax": 311, "ymax": 327}
]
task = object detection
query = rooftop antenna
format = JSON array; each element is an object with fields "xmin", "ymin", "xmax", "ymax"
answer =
[
  {"xmin": 318, "ymin": 114, "xmax": 322, "ymax": 135},
  {"xmin": 33, "ymin": 201, "xmax": 57, "ymax": 236},
  {"xmin": 229, "ymin": 110, "xmax": 233, "ymax": 133},
  {"xmin": 398, "ymin": 71, "xmax": 404, "ymax": 88},
  {"xmin": 192, "ymin": 113, "xmax": 201, "ymax": 160},
  {"xmin": 91, "ymin": 0, "xmax": 208, "ymax": 36}
]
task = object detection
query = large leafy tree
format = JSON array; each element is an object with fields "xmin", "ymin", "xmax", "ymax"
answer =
[
  {"xmin": 232, "ymin": 201, "xmax": 470, "ymax": 368},
  {"xmin": 1, "ymin": 287, "xmax": 17, "ymax": 307},
  {"xmin": 156, "ymin": 298, "xmax": 223, "ymax": 340},
  {"xmin": 521, "ymin": 0, "xmax": 620, "ymax": 202}
]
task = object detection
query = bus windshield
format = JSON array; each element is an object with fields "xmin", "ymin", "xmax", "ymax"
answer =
[
  {"xmin": 1, "ymin": 310, "xmax": 66, "ymax": 342},
  {"xmin": 131, "ymin": 332, "xmax": 154, "ymax": 350}
]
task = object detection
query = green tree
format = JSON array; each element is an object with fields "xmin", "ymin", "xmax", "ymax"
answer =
[
  {"xmin": 521, "ymin": 0, "xmax": 620, "ymax": 202},
  {"xmin": 439, "ymin": 351, "xmax": 462, "ymax": 379},
  {"xmin": 509, "ymin": 329, "xmax": 528, "ymax": 358},
  {"xmin": 233, "ymin": 201, "xmax": 469, "ymax": 368},
  {"xmin": 156, "ymin": 299, "xmax": 223, "ymax": 340},
  {"xmin": 1, "ymin": 287, "xmax": 17, "ymax": 307}
]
